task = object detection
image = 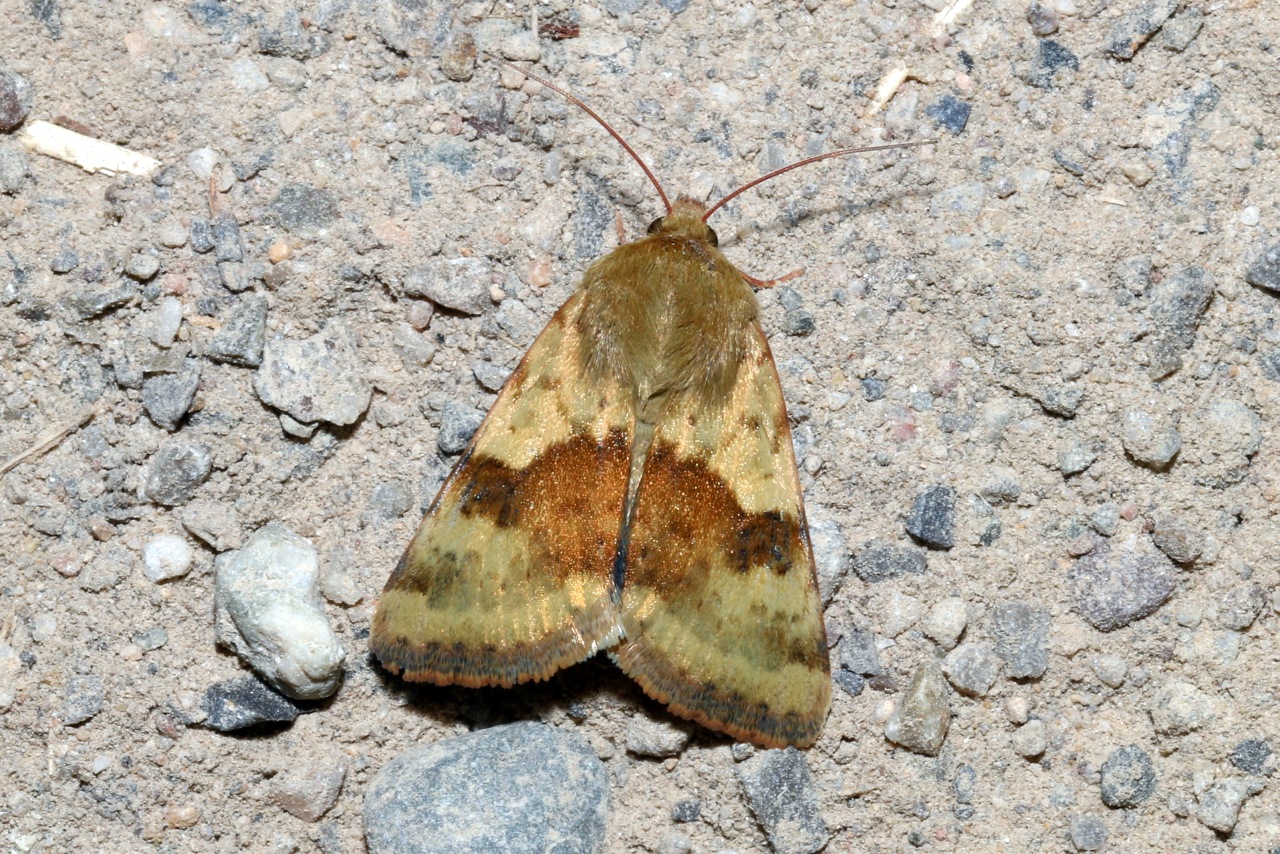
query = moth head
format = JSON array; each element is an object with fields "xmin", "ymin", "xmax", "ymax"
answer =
[{"xmin": 648, "ymin": 196, "xmax": 719, "ymax": 246}]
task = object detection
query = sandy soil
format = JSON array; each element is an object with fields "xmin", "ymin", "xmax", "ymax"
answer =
[{"xmin": 2, "ymin": 0, "xmax": 1279, "ymax": 851}]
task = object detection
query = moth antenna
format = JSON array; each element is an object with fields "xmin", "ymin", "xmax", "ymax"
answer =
[
  {"xmin": 502, "ymin": 62, "xmax": 673, "ymax": 215},
  {"xmin": 703, "ymin": 140, "xmax": 935, "ymax": 222}
]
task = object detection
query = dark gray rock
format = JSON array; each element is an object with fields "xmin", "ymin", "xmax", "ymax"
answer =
[
  {"xmin": 1069, "ymin": 536, "xmax": 1176, "ymax": 631},
  {"xmin": 925, "ymin": 95, "xmax": 971, "ymax": 135},
  {"xmin": 144, "ymin": 442, "xmax": 212, "ymax": 506},
  {"xmin": 190, "ymin": 217, "xmax": 215, "ymax": 253},
  {"xmin": 1027, "ymin": 39, "xmax": 1078, "ymax": 89},
  {"xmin": 202, "ymin": 675, "xmax": 302, "ymax": 731},
  {"xmin": 364, "ymin": 721, "xmax": 608, "ymax": 854},
  {"xmin": 437, "ymin": 401, "xmax": 484, "ymax": 455},
  {"xmin": 942, "ymin": 642, "xmax": 1002, "ymax": 696},
  {"xmin": 837, "ymin": 628, "xmax": 881, "ymax": 676},
  {"xmin": 50, "ymin": 247, "xmax": 79, "ymax": 274},
  {"xmin": 852, "ymin": 540, "xmax": 927, "ymax": 582},
  {"xmin": 1229, "ymin": 740, "xmax": 1273, "ymax": 776},
  {"xmin": 737, "ymin": 748, "xmax": 828, "ymax": 854},
  {"xmin": 254, "ymin": 322, "xmax": 371, "ymax": 426},
  {"xmin": 781, "ymin": 309, "xmax": 815, "ymax": 336},
  {"xmin": 1069, "ymin": 814, "xmax": 1108, "ymax": 851},
  {"xmin": 1099, "ymin": 745, "xmax": 1155, "ymax": 807},
  {"xmin": 271, "ymin": 182, "xmax": 340, "ymax": 236},
  {"xmin": 1162, "ymin": 8, "xmax": 1204, "ymax": 51},
  {"xmin": 953, "ymin": 764, "xmax": 976, "ymax": 803},
  {"xmin": 207, "ymin": 292, "xmax": 268, "ymax": 367},
  {"xmin": 258, "ymin": 9, "xmax": 331, "ymax": 59},
  {"xmin": 1150, "ymin": 515, "xmax": 1201, "ymax": 564},
  {"xmin": 68, "ymin": 281, "xmax": 137, "ymax": 319},
  {"xmin": 884, "ymin": 662, "xmax": 950, "ymax": 757},
  {"xmin": 671, "ymin": 799, "xmax": 700, "ymax": 823},
  {"xmin": 1106, "ymin": 0, "xmax": 1178, "ymax": 59},
  {"xmin": 1146, "ymin": 266, "xmax": 1213, "ymax": 379},
  {"xmin": 134, "ymin": 627, "xmax": 169, "ymax": 651},
  {"xmin": 990, "ymin": 601, "xmax": 1050, "ymax": 679},
  {"xmin": 1246, "ymin": 240, "xmax": 1280, "ymax": 293},
  {"xmin": 61, "ymin": 675, "xmax": 104, "ymax": 725},
  {"xmin": 30, "ymin": 0, "xmax": 62, "ymax": 38},
  {"xmin": 141, "ymin": 359, "xmax": 202, "ymax": 431},
  {"xmin": 905, "ymin": 485, "xmax": 956, "ymax": 549},
  {"xmin": 0, "ymin": 67, "xmax": 33, "ymax": 132},
  {"xmin": 212, "ymin": 212, "xmax": 244, "ymax": 263}
]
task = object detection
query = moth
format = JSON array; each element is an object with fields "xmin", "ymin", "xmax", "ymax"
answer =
[{"xmin": 372, "ymin": 68, "xmax": 921, "ymax": 748}]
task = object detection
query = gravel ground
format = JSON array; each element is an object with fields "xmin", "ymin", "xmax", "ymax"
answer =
[{"xmin": 2, "ymin": 0, "xmax": 1279, "ymax": 852}]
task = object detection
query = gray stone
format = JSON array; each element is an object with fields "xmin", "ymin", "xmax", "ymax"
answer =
[
  {"xmin": 218, "ymin": 261, "xmax": 260, "ymax": 293},
  {"xmin": 471, "ymin": 359, "xmax": 509, "ymax": 392},
  {"xmin": 280, "ymin": 413, "xmax": 317, "ymax": 439},
  {"xmin": 1120, "ymin": 406, "xmax": 1181, "ymax": 468},
  {"xmin": 1196, "ymin": 779, "xmax": 1249, "ymax": 834},
  {"xmin": 953, "ymin": 763, "xmax": 976, "ymax": 804},
  {"xmin": 190, "ymin": 218, "xmax": 214, "ymax": 253},
  {"xmin": 391, "ymin": 322, "xmax": 436, "ymax": 370},
  {"xmin": 1151, "ymin": 515, "xmax": 1201, "ymax": 564},
  {"xmin": 141, "ymin": 359, "xmax": 202, "ymax": 430},
  {"xmin": 1161, "ymin": 8, "xmax": 1204, "ymax": 51},
  {"xmin": 124, "ymin": 252, "xmax": 161, "ymax": 281},
  {"xmin": 837, "ymin": 628, "xmax": 882, "ymax": 676},
  {"xmin": 671, "ymin": 799, "xmax": 700, "ymax": 823},
  {"xmin": 0, "ymin": 144, "xmax": 29, "ymax": 193},
  {"xmin": 494, "ymin": 298, "xmax": 541, "ymax": 346},
  {"xmin": 1246, "ymin": 240, "xmax": 1280, "ymax": 292},
  {"xmin": 144, "ymin": 442, "xmax": 212, "ymax": 506},
  {"xmin": 68, "ymin": 281, "xmax": 137, "ymax": 319},
  {"xmin": 942, "ymin": 642, "xmax": 1001, "ymax": 697},
  {"xmin": 1149, "ymin": 680, "xmax": 1213, "ymax": 735},
  {"xmin": 781, "ymin": 309, "xmax": 816, "ymax": 336},
  {"xmin": 990, "ymin": 601, "xmax": 1050, "ymax": 679},
  {"xmin": 1106, "ymin": 0, "xmax": 1178, "ymax": 59},
  {"xmin": 905, "ymin": 485, "xmax": 956, "ymax": 549},
  {"xmin": 1146, "ymin": 266, "xmax": 1213, "ymax": 379},
  {"xmin": 364, "ymin": 722, "xmax": 608, "ymax": 854},
  {"xmin": 1189, "ymin": 400, "xmax": 1262, "ymax": 484},
  {"xmin": 1099, "ymin": 745, "xmax": 1155, "ymax": 807},
  {"xmin": 1012, "ymin": 719, "xmax": 1047, "ymax": 758},
  {"xmin": 1229, "ymin": 739, "xmax": 1273, "ymax": 775},
  {"xmin": 202, "ymin": 675, "xmax": 302, "ymax": 731},
  {"xmin": 271, "ymin": 183, "xmax": 340, "ymax": 236},
  {"xmin": 1026, "ymin": 1, "xmax": 1057, "ymax": 35},
  {"xmin": 884, "ymin": 661, "xmax": 950, "ymax": 756},
  {"xmin": 133, "ymin": 627, "xmax": 168, "ymax": 651},
  {"xmin": 61, "ymin": 675, "xmax": 104, "ymax": 726},
  {"xmin": 254, "ymin": 322, "xmax": 372, "ymax": 426},
  {"xmin": 737, "ymin": 748, "xmax": 828, "ymax": 854},
  {"xmin": 852, "ymin": 540, "xmax": 927, "ymax": 583},
  {"xmin": 213, "ymin": 213, "xmax": 244, "ymax": 263},
  {"xmin": 365, "ymin": 480, "xmax": 415, "ymax": 523},
  {"xmin": 437, "ymin": 401, "xmax": 484, "ymax": 455},
  {"xmin": 258, "ymin": 9, "xmax": 331, "ymax": 60},
  {"xmin": 1113, "ymin": 254, "xmax": 1152, "ymax": 295},
  {"xmin": 807, "ymin": 510, "xmax": 848, "ymax": 604},
  {"xmin": 1217, "ymin": 585, "xmax": 1265, "ymax": 630},
  {"xmin": 50, "ymin": 247, "xmax": 79, "ymax": 274},
  {"xmin": 207, "ymin": 292, "xmax": 268, "ymax": 367},
  {"xmin": 0, "ymin": 67, "xmax": 33, "ymax": 132},
  {"xmin": 403, "ymin": 257, "xmax": 492, "ymax": 315},
  {"xmin": 1060, "ymin": 439, "xmax": 1100, "ymax": 475},
  {"xmin": 1070, "ymin": 535, "xmax": 1177, "ymax": 631},
  {"xmin": 1069, "ymin": 814, "xmax": 1108, "ymax": 851},
  {"xmin": 1090, "ymin": 654, "xmax": 1127, "ymax": 688},
  {"xmin": 624, "ymin": 714, "xmax": 692, "ymax": 758},
  {"xmin": 269, "ymin": 752, "xmax": 347, "ymax": 822}
]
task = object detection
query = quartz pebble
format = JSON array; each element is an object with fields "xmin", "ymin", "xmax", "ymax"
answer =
[
  {"xmin": 0, "ymin": 643, "xmax": 19, "ymax": 711},
  {"xmin": 143, "ymin": 534, "xmax": 196, "ymax": 582},
  {"xmin": 365, "ymin": 722, "xmax": 608, "ymax": 854},
  {"xmin": 150, "ymin": 296, "xmax": 183, "ymax": 347},
  {"xmin": 214, "ymin": 524, "xmax": 346, "ymax": 699},
  {"xmin": 922, "ymin": 597, "xmax": 968, "ymax": 649},
  {"xmin": 885, "ymin": 661, "xmax": 951, "ymax": 756},
  {"xmin": 737, "ymin": 748, "xmax": 829, "ymax": 854}
]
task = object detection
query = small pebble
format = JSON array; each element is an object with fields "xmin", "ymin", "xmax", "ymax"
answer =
[
  {"xmin": 406, "ymin": 300, "xmax": 434, "ymax": 331},
  {"xmin": 922, "ymin": 597, "xmax": 968, "ymax": 649},
  {"xmin": 1145, "ymin": 266, "xmax": 1213, "ymax": 380},
  {"xmin": 838, "ymin": 628, "xmax": 882, "ymax": 676},
  {"xmin": 0, "ymin": 644, "xmax": 19, "ymax": 711},
  {"xmin": 280, "ymin": 413, "xmax": 318, "ymax": 439},
  {"xmin": 187, "ymin": 147, "xmax": 218, "ymax": 179},
  {"xmin": 1150, "ymin": 515, "xmax": 1201, "ymax": 564},
  {"xmin": 212, "ymin": 212, "xmax": 244, "ymax": 262},
  {"xmin": 125, "ymin": 253, "xmax": 161, "ymax": 281},
  {"xmin": 1216, "ymin": 585, "xmax": 1265, "ymax": 630},
  {"xmin": 942, "ymin": 642, "xmax": 1002, "ymax": 697},
  {"xmin": 165, "ymin": 804, "xmax": 201, "ymax": 829},
  {"xmin": 364, "ymin": 722, "xmax": 608, "ymax": 854},
  {"xmin": 1099, "ymin": 745, "xmax": 1155, "ymax": 807},
  {"xmin": 1119, "ymin": 406, "xmax": 1181, "ymax": 468},
  {"xmin": 403, "ymin": 257, "xmax": 493, "ymax": 315},
  {"xmin": 268, "ymin": 240, "xmax": 291, "ymax": 263},
  {"xmin": 141, "ymin": 359, "xmax": 201, "ymax": 431},
  {"xmin": 1239, "ymin": 205, "xmax": 1260, "ymax": 227},
  {"xmin": 214, "ymin": 524, "xmax": 346, "ymax": 699},
  {"xmin": 270, "ymin": 752, "xmax": 348, "ymax": 822},
  {"xmin": 190, "ymin": 218, "xmax": 214, "ymax": 253},
  {"xmin": 50, "ymin": 248, "xmax": 79, "ymax": 274},
  {"xmin": 437, "ymin": 401, "xmax": 485, "ymax": 455},
  {"xmin": 1090, "ymin": 654, "xmax": 1127, "ymax": 688},
  {"xmin": 158, "ymin": 220, "xmax": 188, "ymax": 248},
  {"xmin": 1161, "ymin": 7, "xmax": 1204, "ymax": 52},
  {"xmin": 1026, "ymin": 1, "xmax": 1058, "ymax": 35},
  {"xmin": 1196, "ymin": 779, "xmax": 1249, "ymax": 834},
  {"xmin": 393, "ymin": 322, "xmax": 437, "ymax": 370},
  {"xmin": 270, "ymin": 183, "xmax": 340, "ymax": 238},
  {"xmin": 737, "ymin": 748, "xmax": 829, "ymax": 854},
  {"xmin": 439, "ymin": 30, "xmax": 478, "ymax": 82},
  {"xmin": 671, "ymin": 799, "xmax": 700, "ymax": 823},
  {"xmin": 624, "ymin": 714, "xmax": 691, "ymax": 758},
  {"xmin": 1004, "ymin": 696, "xmax": 1030, "ymax": 725},
  {"xmin": 144, "ymin": 442, "xmax": 212, "ymax": 506},
  {"xmin": 207, "ymin": 292, "xmax": 269, "ymax": 368},
  {"xmin": 0, "ymin": 67, "xmax": 34, "ymax": 131},
  {"xmin": 1069, "ymin": 535, "xmax": 1176, "ymax": 631},
  {"xmin": 133, "ymin": 627, "xmax": 169, "ymax": 651},
  {"xmin": 884, "ymin": 661, "xmax": 951, "ymax": 756},
  {"xmin": 62, "ymin": 675, "xmax": 105, "ymax": 726},
  {"xmin": 1106, "ymin": 0, "xmax": 1178, "ymax": 59},
  {"xmin": 1059, "ymin": 439, "xmax": 1099, "ymax": 476},
  {"xmin": 202, "ymin": 675, "xmax": 301, "ymax": 731},
  {"xmin": 990, "ymin": 600, "xmax": 1050, "ymax": 679},
  {"xmin": 0, "ymin": 144, "xmax": 29, "ymax": 193},
  {"xmin": 1245, "ymin": 240, "xmax": 1280, "ymax": 293},
  {"xmin": 1229, "ymin": 739, "xmax": 1273, "ymax": 775},
  {"xmin": 1012, "ymin": 719, "xmax": 1047, "ymax": 758},
  {"xmin": 852, "ymin": 540, "xmax": 927, "ymax": 583},
  {"xmin": 151, "ymin": 296, "xmax": 183, "ymax": 347},
  {"xmin": 1069, "ymin": 814, "xmax": 1108, "ymax": 851},
  {"xmin": 905, "ymin": 485, "xmax": 956, "ymax": 549},
  {"xmin": 254, "ymin": 322, "xmax": 372, "ymax": 426},
  {"xmin": 1149, "ymin": 680, "xmax": 1213, "ymax": 735}
]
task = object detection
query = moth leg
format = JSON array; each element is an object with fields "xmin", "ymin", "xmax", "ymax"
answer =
[
  {"xmin": 742, "ymin": 267, "xmax": 805, "ymax": 289},
  {"xmin": 614, "ymin": 209, "xmax": 627, "ymax": 245}
]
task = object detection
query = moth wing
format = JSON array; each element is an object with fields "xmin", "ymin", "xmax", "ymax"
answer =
[
  {"xmin": 371, "ymin": 292, "xmax": 632, "ymax": 688},
  {"xmin": 614, "ymin": 324, "xmax": 831, "ymax": 747}
]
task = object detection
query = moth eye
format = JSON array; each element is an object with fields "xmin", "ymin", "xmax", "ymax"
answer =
[
  {"xmin": 647, "ymin": 217, "xmax": 664, "ymax": 234},
  {"xmin": 706, "ymin": 227, "xmax": 719, "ymax": 247}
]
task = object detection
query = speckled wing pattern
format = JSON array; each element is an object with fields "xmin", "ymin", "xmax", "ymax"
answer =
[
  {"xmin": 613, "ymin": 325, "xmax": 830, "ymax": 748},
  {"xmin": 370, "ymin": 292, "xmax": 633, "ymax": 688}
]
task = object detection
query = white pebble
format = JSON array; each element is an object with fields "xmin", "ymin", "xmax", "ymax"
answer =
[
  {"xmin": 1012, "ymin": 719, "xmax": 1047, "ymax": 758},
  {"xmin": 1004, "ymin": 696, "xmax": 1030, "ymax": 724},
  {"xmin": 0, "ymin": 643, "xmax": 18, "ymax": 711},
  {"xmin": 187, "ymin": 147, "xmax": 218, "ymax": 180},
  {"xmin": 142, "ymin": 534, "xmax": 195, "ymax": 582},
  {"xmin": 923, "ymin": 597, "xmax": 968, "ymax": 649},
  {"xmin": 151, "ymin": 297, "xmax": 183, "ymax": 348},
  {"xmin": 214, "ymin": 524, "xmax": 346, "ymax": 700},
  {"xmin": 91, "ymin": 754, "xmax": 112, "ymax": 775},
  {"xmin": 228, "ymin": 57, "xmax": 270, "ymax": 93},
  {"xmin": 1240, "ymin": 206, "xmax": 1260, "ymax": 227}
]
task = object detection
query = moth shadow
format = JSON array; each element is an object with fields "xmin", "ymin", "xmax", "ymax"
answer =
[{"xmin": 717, "ymin": 183, "xmax": 936, "ymax": 248}]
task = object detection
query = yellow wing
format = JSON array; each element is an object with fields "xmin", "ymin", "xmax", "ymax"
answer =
[
  {"xmin": 371, "ymin": 292, "xmax": 633, "ymax": 688},
  {"xmin": 613, "ymin": 324, "xmax": 830, "ymax": 747}
]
